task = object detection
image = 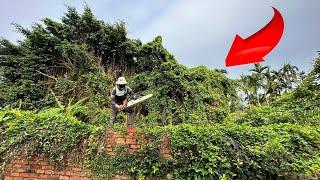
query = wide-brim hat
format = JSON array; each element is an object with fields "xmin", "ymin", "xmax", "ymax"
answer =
[{"xmin": 116, "ymin": 77, "xmax": 127, "ymax": 85}]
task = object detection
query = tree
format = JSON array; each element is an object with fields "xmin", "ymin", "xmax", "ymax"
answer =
[{"xmin": 279, "ymin": 63, "xmax": 299, "ymax": 92}]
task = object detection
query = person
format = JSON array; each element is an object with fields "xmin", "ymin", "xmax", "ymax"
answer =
[{"xmin": 110, "ymin": 76, "xmax": 136, "ymax": 126}]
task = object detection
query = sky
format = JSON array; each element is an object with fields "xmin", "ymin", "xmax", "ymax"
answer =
[{"xmin": 0, "ymin": 0, "xmax": 319, "ymax": 78}]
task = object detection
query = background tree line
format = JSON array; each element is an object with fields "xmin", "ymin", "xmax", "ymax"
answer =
[{"xmin": 0, "ymin": 6, "xmax": 239, "ymax": 125}]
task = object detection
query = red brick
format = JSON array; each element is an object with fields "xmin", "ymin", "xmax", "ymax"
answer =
[
  {"xmin": 5, "ymin": 167, "xmax": 13, "ymax": 173},
  {"xmin": 44, "ymin": 170, "xmax": 54, "ymax": 175},
  {"xmin": 14, "ymin": 168, "xmax": 26, "ymax": 173},
  {"xmin": 59, "ymin": 175, "xmax": 70, "ymax": 180},
  {"xmin": 70, "ymin": 176, "xmax": 80, "ymax": 180},
  {"xmin": 65, "ymin": 166, "xmax": 73, "ymax": 171},
  {"xmin": 112, "ymin": 133, "xmax": 122, "ymax": 138},
  {"xmin": 4, "ymin": 176, "xmax": 12, "ymax": 180},
  {"xmin": 57, "ymin": 171, "xmax": 66, "ymax": 175},
  {"xmin": 35, "ymin": 169, "xmax": 45, "ymax": 174},
  {"xmin": 12, "ymin": 164, "xmax": 22, "ymax": 168},
  {"xmin": 127, "ymin": 132, "xmax": 134, "ymax": 136},
  {"xmin": 20, "ymin": 172, "xmax": 38, "ymax": 178},
  {"xmin": 130, "ymin": 144, "xmax": 140, "ymax": 149},
  {"xmin": 114, "ymin": 175, "xmax": 130, "ymax": 180},
  {"xmin": 48, "ymin": 175, "xmax": 60, "ymax": 180},
  {"xmin": 5, "ymin": 163, "xmax": 13, "ymax": 168},
  {"xmin": 80, "ymin": 177, "xmax": 90, "ymax": 180},
  {"xmin": 38, "ymin": 161, "xmax": 48, "ymax": 165},
  {"xmin": 115, "ymin": 138, "xmax": 125, "ymax": 144},
  {"xmin": 3, "ymin": 130, "xmax": 170, "ymax": 180},
  {"xmin": 65, "ymin": 171, "xmax": 76, "ymax": 176},
  {"xmin": 105, "ymin": 144, "xmax": 112, "ymax": 148},
  {"xmin": 107, "ymin": 152, "xmax": 116, "ymax": 156},
  {"xmin": 36, "ymin": 157, "xmax": 45, "ymax": 161},
  {"xmin": 71, "ymin": 167, "xmax": 82, "ymax": 172},
  {"xmin": 125, "ymin": 138, "xmax": 137, "ymax": 144},
  {"xmin": 106, "ymin": 147, "xmax": 113, "ymax": 152},
  {"xmin": 10, "ymin": 173, "xmax": 20, "ymax": 177},
  {"xmin": 106, "ymin": 141, "xmax": 115, "ymax": 146},
  {"xmin": 124, "ymin": 135, "xmax": 134, "ymax": 139},
  {"xmin": 13, "ymin": 177, "xmax": 23, "ymax": 180},
  {"xmin": 127, "ymin": 127, "xmax": 136, "ymax": 133},
  {"xmin": 17, "ymin": 164, "xmax": 31, "ymax": 169},
  {"xmin": 37, "ymin": 174, "xmax": 48, "ymax": 179},
  {"xmin": 41, "ymin": 165, "xmax": 54, "ymax": 170},
  {"xmin": 27, "ymin": 160, "xmax": 38, "ymax": 165},
  {"xmin": 12, "ymin": 160, "xmax": 28, "ymax": 165}
]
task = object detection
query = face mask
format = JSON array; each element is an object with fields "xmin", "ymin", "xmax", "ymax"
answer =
[
  {"xmin": 116, "ymin": 85, "xmax": 126, "ymax": 96},
  {"xmin": 118, "ymin": 85, "xmax": 125, "ymax": 90}
]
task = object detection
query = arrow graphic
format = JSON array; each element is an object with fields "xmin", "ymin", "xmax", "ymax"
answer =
[{"xmin": 225, "ymin": 7, "xmax": 284, "ymax": 67}]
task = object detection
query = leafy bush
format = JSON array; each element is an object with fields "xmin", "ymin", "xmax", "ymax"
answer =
[
  {"xmin": 0, "ymin": 109, "xmax": 93, "ymax": 172},
  {"xmin": 92, "ymin": 123, "xmax": 320, "ymax": 179}
]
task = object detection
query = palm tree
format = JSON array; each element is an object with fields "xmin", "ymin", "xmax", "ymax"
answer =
[
  {"xmin": 265, "ymin": 70, "xmax": 282, "ymax": 100},
  {"xmin": 240, "ymin": 74, "xmax": 260, "ymax": 106},
  {"xmin": 279, "ymin": 63, "xmax": 299, "ymax": 92},
  {"xmin": 239, "ymin": 75, "xmax": 251, "ymax": 104},
  {"xmin": 249, "ymin": 63, "xmax": 269, "ymax": 105}
]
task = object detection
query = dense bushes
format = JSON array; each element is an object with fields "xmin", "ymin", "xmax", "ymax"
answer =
[
  {"xmin": 130, "ymin": 63, "xmax": 238, "ymax": 125},
  {"xmin": 141, "ymin": 124, "xmax": 320, "ymax": 179},
  {"xmin": 2, "ymin": 110, "xmax": 319, "ymax": 179},
  {"xmin": 0, "ymin": 109, "xmax": 93, "ymax": 172},
  {"xmin": 0, "ymin": 6, "xmax": 239, "ymax": 126},
  {"xmin": 230, "ymin": 57, "xmax": 320, "ymax": 127}
]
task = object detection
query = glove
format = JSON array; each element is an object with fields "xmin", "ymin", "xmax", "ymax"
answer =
[
  {"xmin": 132, "ymin": 94, "xmax": 137, "ymax": 100},
  {"xmin": 115, "ymin": 104, "xmax": 122, "ymax": 111}
]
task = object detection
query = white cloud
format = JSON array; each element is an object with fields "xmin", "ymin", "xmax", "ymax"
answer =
[
  {"xmin": 132, "ymin": 0, "xmax": 320, "ymax": 78},
  {"xmin": 137, "ymin": 0, "xmax": 273, "ymax": 69}
]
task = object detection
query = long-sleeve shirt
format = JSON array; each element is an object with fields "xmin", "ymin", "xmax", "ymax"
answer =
[{"xmin": 110, "ymin": 86, "xmax": 136, "ymax": 106}]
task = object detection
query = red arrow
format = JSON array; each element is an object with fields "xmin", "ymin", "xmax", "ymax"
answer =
[{"xmin": 225, "ymin": 7, "xmax": 284, "ymax": 67}]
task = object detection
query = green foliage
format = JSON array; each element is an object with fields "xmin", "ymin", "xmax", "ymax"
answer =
[
  {"xmin": 131, "ymin": 64, "xmax": 238, "ymax": 125},
  {"xmin": 239, "ymin": 63, "xmax": 304, "ymax": 106},
  {"xmin": 50, "ymin": 72, "xmax": 112, "ymax": 108},
  {"xmin": 1, "ymin": 108, "xmax": 320, "ymax": 179},
  {"xmin": 101, "ymin": 123, "xmax": 319, "ymax": 179},
  {"xmin": 0, "ymin": 109, "xmax": 92, "ymax": 168},
  {"xmin": 0, "ymin": 5, "xmax": 238, "ymax": 127},
  {"xmin": 0, "ymin": 39, "xmax": 48, "ymax": 109},
  {"xmin": 234, "ymin": 57, "xmax": 320, "ymax": 127}
]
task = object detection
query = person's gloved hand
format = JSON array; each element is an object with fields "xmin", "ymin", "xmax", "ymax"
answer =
[
  {"xmin": 115, "ymin": 104, "xmax": 122, "ymax": 111},
  {"xmin": 116, "ymin": 104, "xmax": 127, "ymax": 111},
  {"xmin": 132, "ymin": 94, "xmax": 137, "ymax": 100},
  {"xmin": 119, "ymin": 104, "xmax": 125, "ymax": 110}
]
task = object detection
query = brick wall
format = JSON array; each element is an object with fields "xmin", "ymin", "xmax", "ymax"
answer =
[
  {"xmin": 3, "ymin": 129, "xmax": 170, "ymax": 180},
  {"xmin": 3, "ymin": 157, "xmax": 93, "ymax": 180},
  {"xmin": 105, "ymin": 128, "xmax": 170, "ymax": 158}
]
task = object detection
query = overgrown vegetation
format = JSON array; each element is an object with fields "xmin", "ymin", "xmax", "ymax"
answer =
[{"xmin": 0, "ymin": 6, "xmax": 319, "ymax": 179}]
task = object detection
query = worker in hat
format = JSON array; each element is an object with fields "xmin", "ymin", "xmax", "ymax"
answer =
[{"xmin": 110, "ymin": 77, "xmax": 137, "ymax": 126}]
